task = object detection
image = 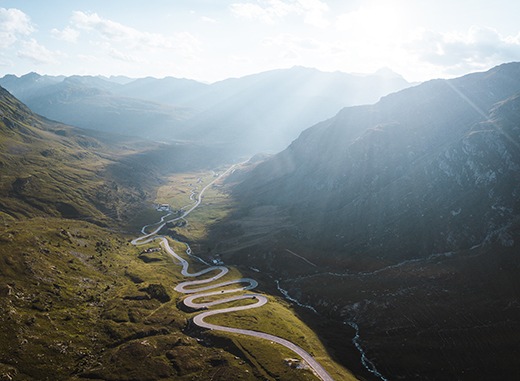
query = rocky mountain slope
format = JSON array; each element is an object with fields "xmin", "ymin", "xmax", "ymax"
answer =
[
  {"xmin": 235, "ymin": 62, "xmax": 520, "ymax": 260},
  {"xmin": 204, "ymin": 63, "xmax": 520, "ymax": 380}
]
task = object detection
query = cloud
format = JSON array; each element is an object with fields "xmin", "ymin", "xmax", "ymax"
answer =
[
  {"xmin": 17, "ymin": 38, "xmax": 60, "ymax": 65},
  {"xmin": 0, "ymin": 8, "xmax": 34, "ymax": 34},
  {"xmin": 201, "ymin": 16, "xmax": 218, "ymax": 23},
  {"xmin": 298, "ymin": 0, "xmax": 329, "ymax": 27},
  {"xmin": 0, "ymin": 8, "xmax": 59, "ymax": 67},
  {"xmin": 335, "ymin": 4, "xmax": 404, "ymax": 43},
  {"xmin": 71, "ymin": 11, "xmax": 150, "ymax": 44},
  {"xmin": 230, "ymin": 0, "xmax": 329, "ymax": 27},
  {"xmin": 409, "ymin": 26, "xmax": 520, "ymax": 72},
  {"xmin": 69, "ymin": 11, "xmax": 201, "ymax": 58},
  {"xmin": 51, "ymin": 26, "xmax": 80, "ymax": 42},
  {"xmin": 71, "ymin": 11, "xmax": 171, "ymax": 48},
  {"xmin": 0, "ymin": 8, "xmax": 35, "ymax": 48},
  {"xmin": 171, "ymin": 31, "xmax": 202, "ymax": 60},
  {"xmin": 261, "ymin": 32, "xmax": 343, "ymax": 68},
  {"xmin": 108, "ymin": 48, "xmax": 142, "ymax": 63},
  {"xmin": 264, "ymin": 33, "xmax": 321, "ymax": 51},
  {"xmin": 230, "ymin": 1, "xmax": 289, "ymax": 23}
]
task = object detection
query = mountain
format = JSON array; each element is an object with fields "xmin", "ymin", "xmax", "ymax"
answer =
[
  {"xmin": 204, "ymin": 63, "xmax": 520, "ymax": 380},
  {"xmin": 0, "ymin": 86, "xmax": 183, "ymax": 378},
  {"xmin": 233, "ymin": 62, "xmax": 520, "ymax": 258},
  {"xmin": 0, "ymin": 84, "xmax": 239, "ymax": 225},
  {"xmin": 114, "ymin": 76, "xmax": 209, "ymax": 105},
  {"xmin": 0, "ymin": 72, "xmax": 63, "ymax": 99},
  {"xmin": 0, "ymin": 84, "xmax": 151, "ymax": 225},
  {"xmin": 0, "ymin": 73, "xmax": 192, "ymax": 140},
  {"xmin": 182, "ymin": 66, "xmax": 411, "ymax": 154},
  {"xmin": 1, "ymin": 68, "xmax": 411, "ymax": 155}
]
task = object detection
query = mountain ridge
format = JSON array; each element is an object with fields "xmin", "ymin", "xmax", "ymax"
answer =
[
  {"xmin": 0, "ymin": 84, "xmax": 154, "ymax": 225},
  {"xmin": 1, "ymin": 67, "xmax": 411, "ymax": 154},
  {"xmin": 200, "ymin": 62, "xmax": 520, "ymax": 380},
  {"xmin": 233, "ymin": 62, "xmax": 520, "ymax": 258}
]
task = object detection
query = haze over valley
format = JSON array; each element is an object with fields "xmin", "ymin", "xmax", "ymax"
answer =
[
  {"xmin": 0, "ymin": 66, "xmax": 410, "ymax": 154},
  {"xmin": 1, "ymin": 1, "xmax": 520, "ymax": 381}
]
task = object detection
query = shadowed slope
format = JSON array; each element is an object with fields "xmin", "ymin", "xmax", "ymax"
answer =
[{"xmin": 204, "ymin": 63, "xmax": 520, "ymax": 380}]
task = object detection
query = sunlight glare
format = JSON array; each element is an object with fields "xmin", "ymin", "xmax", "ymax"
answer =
[
  {"xmin": 333, "ymin": 2, "xmax": 410, "ymax": 74},
  {"xmin": 336, "ymin": 3, "xmax": 406, "ymax": 44}
]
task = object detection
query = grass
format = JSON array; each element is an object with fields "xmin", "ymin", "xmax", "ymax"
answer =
[
  {"xmin": 155, "ymin": 169, "xmax": 236, "ymax": 242},
  {"xmin": 204, "ymin": 295, "xmax": 357, "ymax": 381},
  {"xmin": 0, "ymin": 217, "xmax": 261, "ymax": 381},
  {"xmin": 0, "ymin": 97, "xmax": 147, "ymax": 226},
  {"xmin": 0, "ymin": 167, "xmax": 358, "ymax": 380}
]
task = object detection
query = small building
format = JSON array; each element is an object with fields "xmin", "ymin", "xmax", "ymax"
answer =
[
  {"xmin": 156, "ymin": 204, "xmax": 170, "ymax": 212},
  {"xmin": 141, "ymin": 247, "xmax": 161, "ymax": 254}
]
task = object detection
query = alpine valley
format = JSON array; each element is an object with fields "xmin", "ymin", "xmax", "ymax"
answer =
[
  {"xmin": 1, "ymin": 62, "xmax": 519, "ymax": 381},
  {"xmin": 0, "ymin": 82, "xmax": 355, "ymax": 381}
]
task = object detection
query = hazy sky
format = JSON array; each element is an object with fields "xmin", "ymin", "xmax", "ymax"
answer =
[{"xmin": 1, "ymin": 0, "xmax": 519, "ymax": 82}]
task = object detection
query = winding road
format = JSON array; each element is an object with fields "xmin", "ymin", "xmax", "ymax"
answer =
[{"xmin": 132, "ymin": 164, "xmax": 334, "ymax": 381}]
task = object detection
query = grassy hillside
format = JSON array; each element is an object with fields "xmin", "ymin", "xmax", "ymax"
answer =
[
  {"xmin": 0, "ymin": 217, "xmax": 263, "ymax": 381},
  {"xmin": 1, "ymin": 215, "xmax": 360, "ymax": 381},
  {"xmin": 0, "ymin": 85, "xmax": 152, "ymax": 225}
]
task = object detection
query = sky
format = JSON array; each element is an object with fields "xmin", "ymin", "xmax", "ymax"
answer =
[{"xmin": 1, "ymin": 0, "xmax": 520, "ymax": 83}]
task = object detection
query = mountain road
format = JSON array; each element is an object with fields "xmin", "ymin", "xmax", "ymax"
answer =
[{"xmin": 132, "ymin": 164, "xmax": 334, "ymax": 381}]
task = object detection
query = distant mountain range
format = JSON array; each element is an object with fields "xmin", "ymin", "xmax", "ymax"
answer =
[
  {"xmin": 0, "ymin": 73, "xmax": 192, "ymax": 139},
  {"xmin": 1, "ymin": 67, "xmax": 411, "ymax": 154},
  {"xmin": 205, "ymin": 62, "xmax": 520, "ymax": 380}
]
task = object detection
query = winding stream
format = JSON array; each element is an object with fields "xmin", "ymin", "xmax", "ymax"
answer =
[{"xmin": 276, "ymin": 280, "xmax": 388, "ymax": 381}]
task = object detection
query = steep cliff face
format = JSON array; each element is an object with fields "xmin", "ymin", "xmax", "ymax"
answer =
[{"xmin": 235, "ymin": 62, "xmax": 520, "ymax": 262}]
